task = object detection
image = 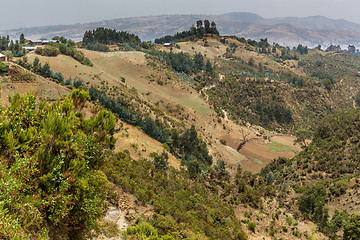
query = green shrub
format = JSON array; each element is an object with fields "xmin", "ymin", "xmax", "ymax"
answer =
[
  {"xmin": 35, "ymin": 45, "xmax": 60, "ymax": 56},
  {"xmin": 0, "ymin": 91, "xmax": 116, "ymax": 238},
  {"xmin": 247, "ymin": 221, "xmax": 256, "ymax": 233},
  {"xmin": 0, "ymin": 62, "xmax": 9, "ymax": 72}
]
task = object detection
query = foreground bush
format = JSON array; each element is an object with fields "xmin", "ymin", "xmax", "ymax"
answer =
[{"xmin": 0, "ymin": 91, "xmax": 115, "ymax": 239}]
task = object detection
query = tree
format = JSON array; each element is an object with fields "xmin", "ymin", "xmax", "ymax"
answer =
[
  {"xmin": 348, "ymin": 45, "xmax": 356, "ymax": 54},
  {"xmin": 344, "ymin": 215, "xmax": 360, "ymax": 240},
  {"xmin": 266, "ymin": 172, "xmax": 275, "ymax": 185},
  {"xmin": 355, "ymin": 91, "xmax": 360, "ymax": 107},
  {"xmin": 70, "ymin": 89, "xmax": 91, "ymax": 111},
  {"xmin": 187, "ymin": 160, "xmax": 201, "ymax": 178},
  {"xmin": 40, "ymin": 62, "xmax": 51, "ymax": 77},
  {"xmin": 294, "ymin": 128, "xmax": 312, "ymax": 148},
  {"xmin": 196, "ymin": 20, "xmax": 203, "ymax": 29},
  {"xmin": 204, "ymin": 19, "xmax": 210, "ymax": 32},
  {"xmin": 19, "ymin": 33, "xmax": 25, "ymax": 44},
  {"xmin": 205, "ymin": 59, "xmax": 213, "ymax": 73},
  {"xmin": 32, "ymin": 56, "xmax": 41, "ymax": 73},
  {"xmin": 153, "ymin": 151, "xmax": 169, "ymax": 171},
  {"xmin": 210, "ymin": 21, "xmax": 219, "ymax": 35},
  {"xmin": 0, "ymin": 62, "xmax": 9, "ymax": 73},
  {"xmin": 248, "ymin": 57, "xmax": 255, "ymax": 67}
]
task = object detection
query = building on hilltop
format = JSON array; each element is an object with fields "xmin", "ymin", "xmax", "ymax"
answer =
[
  {"xmin": 0, "ymin": 53, "xmax": 8, "ymax": 62},
  {"xmin": 28, "ymin": 39, "xmax": 59, "ymax": 46},
  {"xmin": 164, "ymin": 43, "xmax": 173, "ymax": 47},
  {"xmin": 23, "ymin": 46, "xmax": 38, "ymax": 51}
]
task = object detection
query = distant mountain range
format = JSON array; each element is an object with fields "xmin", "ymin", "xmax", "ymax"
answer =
[{"xmin": 2, "ymin": 12, "xmax": 360, "ymax": 47}]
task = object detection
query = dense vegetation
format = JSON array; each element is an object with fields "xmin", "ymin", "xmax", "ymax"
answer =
[
  {"xmin": 103, "ymin": 153, "xmax": 247, "ymax": 240},
  {"xmin": 262, "ymin": 108, "xmax": 360, "ymax": 239},
  {"xmin": 0, "ymin": 91, "xmax": 116, "ymax": 239},
  {"xmin": 154, "ymin": 20, "xmax": 219, "ymax": 44},
  {"xmin": 82, "ymin": 27, "xmax": 141, "ymax": 49}
]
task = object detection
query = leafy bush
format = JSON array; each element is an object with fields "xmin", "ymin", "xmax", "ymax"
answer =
[
  {"xmin": 35, "ymin": 45, "xmax": 60, "ymax": 56},
  {"xmin": 247, "ymin": 222, "xmax": 256, "ymax": 233},
  {"xmin": 0, "ymin": 91, "xmax": 116, "ymax": 238},
  {"xmin": 0, "ymin": 62, "xmax": 9, "ymax": 72}
]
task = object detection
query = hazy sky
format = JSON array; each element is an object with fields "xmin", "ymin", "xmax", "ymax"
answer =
[{"xmin": 1, "ymin": 0, "xmax": 359, "ymax": 30}]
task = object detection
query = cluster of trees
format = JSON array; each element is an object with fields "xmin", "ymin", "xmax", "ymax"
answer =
[
  {"xmin": 325, "ymin": 44, "xmax": 342, "ymax": 52},
  {"xmin": 280, "ymin": 48, "xmax": 298, "ymax": 61},
  {"xmin": 326, "ymin": 44, "xmax": 360, "ymax": 54},
  {"xmin": 255, "ymin": 101, "xmax": 293, "ymax": 125},
  {"xmin": 167, "ymin": 125, "xmax": 213, "ymax": 176},
  {"xmin": 154, "ymin": 20, "xmax": 219, "ymax": 44},
  {"xmin": 0, "ymin": 34, "xmax": 25, "ymax": 57},
  {"xmin": 0, "ymin": 35, "xmax": 10, "ymax": 51},
  {"xmin": 246, "ymin": 38, "xmax": 270, "ymax": 49},
  {"xmin": 0, "ymin": 91, "xmax": 116, "ymax": 238},
  {"xmin": 82, "ymin": 27, "xmax": 141, "ymax": 49},
  {"xmin": 85, "ymin": 42, "xmax": 110, "ymax": 52},
  {"xmin": 296, "ymin": 44, "xmax": 308, "ymax": 55},
  {"xmin": 149, "ymin": 50, "xmax": 213, "ymax": 74},
  {"xmin": 0, "ymin": 62, "xmax": 9, "ymax": 73}
]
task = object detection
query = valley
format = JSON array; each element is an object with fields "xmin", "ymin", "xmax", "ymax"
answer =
[{"xmin": 1, "ymin": 21, "xmax": 360, "ymax": 239}]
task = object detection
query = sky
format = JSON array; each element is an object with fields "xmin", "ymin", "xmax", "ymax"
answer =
[{"xmin": 1, "ymin": 0, "xmax": 359, "ymax": 30}]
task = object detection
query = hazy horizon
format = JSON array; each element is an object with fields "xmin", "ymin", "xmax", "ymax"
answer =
[{"xmin": 1, "ymin": 0, "xmax": 360, "ymax": 30}]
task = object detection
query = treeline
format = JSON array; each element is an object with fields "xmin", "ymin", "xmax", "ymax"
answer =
[
  {"xmin": 154, "ymin": 20, "xmax": 219, "ymax": 44},
  {"xmin": 17, "ymin": 56, "xmax": 64, "ymax": 83},
  {"xmin": 82, "ymin": 27, "xmax": 141, "ymax": 49},
  {"xmin": 326, "ymin": 44, "xmax": 359, "ymax": 54},
  {"xmin": 89, "ymin": 86, "xmax": 168, "ymax": 143}
]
